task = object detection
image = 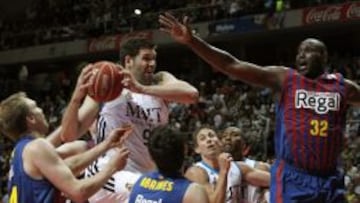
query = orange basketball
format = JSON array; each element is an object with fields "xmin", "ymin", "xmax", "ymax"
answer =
[{"xmin": 88, "ymin": 61, "xmax": 124, "ymax": 102}]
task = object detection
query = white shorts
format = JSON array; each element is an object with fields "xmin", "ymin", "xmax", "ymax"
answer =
[{"xmin": 85, "ymin": 169, "xmax": 141, "ymax": 203}]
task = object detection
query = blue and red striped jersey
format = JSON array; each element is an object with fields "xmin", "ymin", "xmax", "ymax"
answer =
[{"xmin": 275, "ymin": 69, "xmax": 347, "ymax": 174}]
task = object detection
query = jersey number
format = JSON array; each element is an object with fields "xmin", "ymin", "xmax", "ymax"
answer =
[
  {"xmin": 142, "ymin": 129, "xmax": 151, "ymax": 145},
  {"xmin": 310, "ymin": 119, "xmax": 328, "ymax": 137},
  {"xmin": 9, "ymin": 186, "xmax": 18, "ymax": 203}
]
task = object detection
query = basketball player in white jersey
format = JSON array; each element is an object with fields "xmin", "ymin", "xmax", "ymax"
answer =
[
  {"xmin": 186, "ymin": 126, "xmax": 270, "ymax": 203},
  {"xmin": 221, "ymin": 126, "xmax": 270, "ymax": 203},
  {"xmin": 49, "ymin": 38, "xmax": 199, "ymax": 203}
]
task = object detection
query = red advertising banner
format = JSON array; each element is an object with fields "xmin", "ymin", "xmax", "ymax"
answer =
[
  {"xmin": 302, "ymin": 2, "xmax": 360, "ymax": 25},
  {"xmin": 88, "ymin": 31, "xmax": 153, "ymax": 53}
]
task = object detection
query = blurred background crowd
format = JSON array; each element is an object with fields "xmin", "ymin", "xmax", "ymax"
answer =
[
  {"xmin": 0, "ymin": 0, "xmax": 350, "ymax": 51},
  {"xmin": 1, "ymin": 0, "xmax": 360, "ymax": 202}
]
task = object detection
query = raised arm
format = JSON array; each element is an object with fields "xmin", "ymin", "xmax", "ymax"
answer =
[
  {"xmin": 47, "ymin": 65, "xmax": 100, "ymax": 147},
  {"xmin": 159, "ymin": 13, "xmax": 287, "ymax": 91},
  {"xmin": 122, "ymin": 69, "xmax": 199, "ymax": 104}
]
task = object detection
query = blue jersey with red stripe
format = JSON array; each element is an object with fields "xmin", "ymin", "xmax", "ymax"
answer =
[{"xmin": 275, "ymin": 69, "xmax": 347, "ymax": 174}]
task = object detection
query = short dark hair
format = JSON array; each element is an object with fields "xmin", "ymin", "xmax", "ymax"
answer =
[
  {"xmin": 118, "ymin": 38, "xmax": 156, "ymax": 66},
  {"xmin": 149, "ymin": 127, "xmax": 185, "ymax": 177}
]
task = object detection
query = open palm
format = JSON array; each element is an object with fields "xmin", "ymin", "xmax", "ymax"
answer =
[{"xmin": 159, "ymin": 12, "xmax": 193, "ymax": 44}]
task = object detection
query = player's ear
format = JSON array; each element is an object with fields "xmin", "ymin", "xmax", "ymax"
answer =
[
  {"xmin": 194, "ymin": 145, "xmax": 201, "ymax": 154},
  {"xmin": 26, "ymin": 113, "xmax": 36, "ymax": 126}
]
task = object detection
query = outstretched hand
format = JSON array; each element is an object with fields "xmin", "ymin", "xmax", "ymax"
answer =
[
  {"xmin": 107, "ymin": 124, "xmax": 132, "ymax": 171},
  {"xmin": 159, "ymin": 12, "xmax": 193, "ymax": 44}
]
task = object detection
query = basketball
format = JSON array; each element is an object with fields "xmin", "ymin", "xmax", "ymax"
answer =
[{"xmin": 88, "ymin": 61, "xmax": 124, "ymax": 102}]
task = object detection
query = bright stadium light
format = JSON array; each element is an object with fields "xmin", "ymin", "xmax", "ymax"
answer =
[{"xmin": 134, "ymin": 9, "xmax": 142, "ymax": 15}]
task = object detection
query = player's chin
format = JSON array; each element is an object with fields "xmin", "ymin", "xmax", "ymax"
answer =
[
  {"xmin": 143, "ymin": 75, "xmax": 153, "ymax": 84},
  {"xmin": 223, "ymin": 144, "xmax": 232, "ymax": 152},
  {"xmin": 297, "ymin": 66, "xmax": 308, "ymax": 75}
]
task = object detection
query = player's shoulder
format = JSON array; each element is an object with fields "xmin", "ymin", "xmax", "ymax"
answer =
[
  {"xmin": 26, "ymin": 138, "xmax": 53, "ymax": 154},
  {"xmin": 185, "ymin": 165, "xmax": 209, "ymax": 182},
  {"xmin": 153, "ymin": 71, "xmax": 177, "ymax": 84},
  {"xmin": 254, "ymin": 161, "xmax": 271, "ymax": 171}
]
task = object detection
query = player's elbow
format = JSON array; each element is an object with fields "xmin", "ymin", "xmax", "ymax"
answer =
[
  {"xmin": 67, "ymin": 189, "xmax": 90, "ymax": 203},
  {"xmin": 187, "ymin": 89, "xmax": 199, "ymax": 104}
]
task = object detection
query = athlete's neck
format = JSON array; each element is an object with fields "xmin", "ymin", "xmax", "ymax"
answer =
[{"xmin": 202, "ymin": 156, "xmax": 220, "ymax": 170}]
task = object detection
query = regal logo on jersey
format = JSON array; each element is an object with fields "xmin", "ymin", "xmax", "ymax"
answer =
[{"xmin": 295, "ymin": 89, "xmax": 340, "ymax": 114}]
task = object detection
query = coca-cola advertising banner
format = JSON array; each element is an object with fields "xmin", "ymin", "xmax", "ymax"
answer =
[
  {"xmin": 303, "ymin": 1, "xmax": 360, "ymax": 25},
  {"xmin": 88, "ymin": 31, "xmax": 153, "ymax": 53}
]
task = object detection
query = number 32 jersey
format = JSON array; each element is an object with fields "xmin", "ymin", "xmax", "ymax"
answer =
[
  {"xmin": 275, "ymin": 69, "xmax": 347, "ymax": 174},
  {"xmin": 95, "ymin": 88, "xmax": 169, "ymax": 173}
]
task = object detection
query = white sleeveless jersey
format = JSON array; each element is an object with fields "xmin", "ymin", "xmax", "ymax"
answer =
[
  {"xmin": 195, "ymin": 161, "xmax": 243, "ymax": 203},
  {"xmin": 244, "ymin": 158, "xmax": 262, "ymax": 203},
  {"xmin": 92, "ymin": 89, "xmax": 169, "ymax": 173}
]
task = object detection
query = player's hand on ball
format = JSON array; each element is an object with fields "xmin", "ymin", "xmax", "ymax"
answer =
[
  {"xmin": 121, "ymin": 69, "xmax": 144, "ymax": 93},
  {"xmin": 73, "ymin": 64, "xmax": 95, "ymax": 102}
]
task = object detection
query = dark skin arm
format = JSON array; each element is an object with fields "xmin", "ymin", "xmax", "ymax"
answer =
[
  {"xmin": 159, "ymin": 12, "xmax": 288, "ymax": 98},
  {"xmin": 345, "ymin": 79, "xmax": 360, "ymax": 106}
]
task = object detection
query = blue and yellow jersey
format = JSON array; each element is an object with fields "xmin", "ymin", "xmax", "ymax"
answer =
[
  {"xmin": 7, "ymin": 136, "xmax": 56, "ymax": 203},
  {"xmin": 275, "ymin": 69, "xmax": 347, "ymax": 174},
  {"xmin": 128, "ymin": 171, "xmax": 191, "ymax": 203}
]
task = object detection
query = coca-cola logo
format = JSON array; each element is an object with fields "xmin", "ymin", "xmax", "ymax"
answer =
[
  {"xmin": 88, "ymin": 31, "xmax": 153, "ymax": 53},
  {"xmin": 88, "ymin": 35, "xmax": 118, "ymax": 52},
  {"xmin": 346, "ymin": 3, "xmax": 360, "ymax": 19},
  {"xmin": 305, "ymin": 6, "xmax": 342, "ymax": 24}
]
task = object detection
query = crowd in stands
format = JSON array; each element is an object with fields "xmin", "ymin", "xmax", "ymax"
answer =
[
  {"xmin": 1, "ymin": 53, "xmax": 360, "ymax": 202},
  {"xmin": 0, "ymin": 0, "xmax": 354, "ymax": 51}
]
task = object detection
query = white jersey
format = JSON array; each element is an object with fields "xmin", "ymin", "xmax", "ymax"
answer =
[
  {"xmin": 85, "ymin": 89, "xmax": 169, "ymax": 202},
  {"xmin": 244, "ymin": 158, "xmax": 263, "ymax": 203},
  {"xmin": 195, "ymin": 161, "xmax": 243, "ymax": 203},
  {"xmin": 95, "ymin": 88, "xmax": 169, "ymax": 172}
]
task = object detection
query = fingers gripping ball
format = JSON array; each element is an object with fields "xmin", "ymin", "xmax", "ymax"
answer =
[{"xmin": 88, "ymin": 61, "xmax": 124, "ymax": 102}]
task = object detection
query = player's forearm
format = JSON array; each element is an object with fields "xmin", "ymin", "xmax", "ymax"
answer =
[
  {"xmin": 47, "ymin": 127, "xmax": 64, "ymax": 147},
  {"xmin": 209, "ymin": 171, "xmax": 227, "ymax": 203},
  {"xmin": 247, "ymin": 171, "xmax": 270, "ymax": 187},
  {"xmin": 64, "ymin": 141, "xmax": 108, "ymax": 176},
  {"xmin": 56, "ymin": 140, "xmax": 89, "ymax": 159},
  {"xmin": 60, "ymin": 98, "xmax": 82, "ymax": 142},
  {"xmin": 141, "ymin": 82, "xmax": 199, "ymax": 104},
  {"xmin": 186, "ymin": 35, "xmax": 239, "ymax": 77},
  {"xmin": 69, "ymin": 165, "xmax": 116, "ymax": 202}
]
